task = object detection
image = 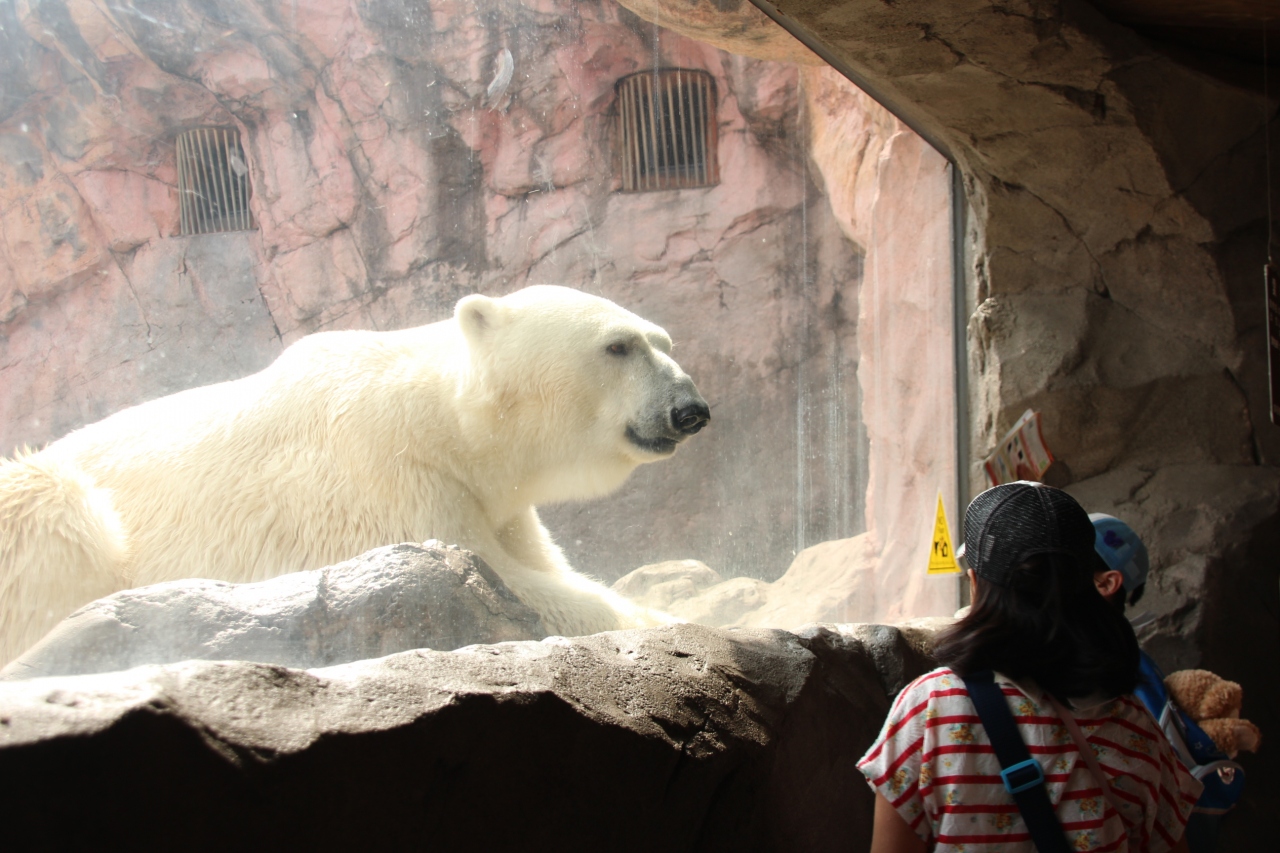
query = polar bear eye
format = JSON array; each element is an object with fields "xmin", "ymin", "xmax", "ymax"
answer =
[{"xmin": 607, "ymin": 342, "xmax": 629, "ymax": 357}]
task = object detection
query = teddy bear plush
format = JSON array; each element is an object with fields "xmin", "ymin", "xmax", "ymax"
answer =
[{"xmin": 1165, "ymin": 669, "xmax": 1262, "ymax": 759}]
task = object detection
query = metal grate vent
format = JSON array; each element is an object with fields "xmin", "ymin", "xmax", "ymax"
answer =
[
  {"xmin": 616, "ymin": 69, "xmax": 718, "ymax": 192},
  {"xmin": 177, "ymin": 127, "xmax": 253, "ymax": 235}
]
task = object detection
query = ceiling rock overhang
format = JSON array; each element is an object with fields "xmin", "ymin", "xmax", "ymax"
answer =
[
  {"xmin": 1089, "ymin": 0, "xmax": 1280, "ymax": 66},
  {"xmin": 617, "ymin": 0, "xmax": 1276, "ymax": 470},
  {"xmin": 612, "ymin": 0, "xmax": 823, "ymax": 65}
]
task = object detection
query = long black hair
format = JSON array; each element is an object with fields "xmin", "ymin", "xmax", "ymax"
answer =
[{"xmin": 933, "ymin": 552, "xmax": 1140, "ymax": 701}]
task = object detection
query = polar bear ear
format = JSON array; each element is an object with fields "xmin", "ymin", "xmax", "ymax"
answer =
[{"xmin": 456, "ymin": 294, "xmax": 508, "ymax": 348}]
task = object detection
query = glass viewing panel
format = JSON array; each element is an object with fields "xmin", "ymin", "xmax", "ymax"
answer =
[{"xmin": 0, "ymin": 0, "xmax": 957, "ymax": 660}]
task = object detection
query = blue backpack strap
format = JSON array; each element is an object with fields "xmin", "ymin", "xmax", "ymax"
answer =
[
  {"xmin": 963, "ymin": 671, "xmax": 1073, "ymax": 853},
  {"xmin": 1132, "ymin": 650, "xmax": 1167, "ymax": 720}
]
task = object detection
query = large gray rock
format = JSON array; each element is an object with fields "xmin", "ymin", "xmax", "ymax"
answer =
[
  {"xmin": 0, "ymin": 622, "xmax": 939, "ymax": 852},
  {"xmin": 0, "ymin": 542, "xmax": 545, "ymax": 680}
]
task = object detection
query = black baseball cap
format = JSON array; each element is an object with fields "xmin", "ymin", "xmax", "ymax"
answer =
[{"xmin": 962, "ymin": 481, "xmax": 1104, "ymax": 587}]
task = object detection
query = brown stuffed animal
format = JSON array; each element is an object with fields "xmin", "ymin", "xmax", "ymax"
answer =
[{"xmin": 1164, "ymin": 669, "xmax": 1262, "ymax": 759}]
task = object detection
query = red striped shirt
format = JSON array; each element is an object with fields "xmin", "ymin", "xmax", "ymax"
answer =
[{"xmin": 858, "ymin": 667, "xmax": 1201, "ymax": 852}]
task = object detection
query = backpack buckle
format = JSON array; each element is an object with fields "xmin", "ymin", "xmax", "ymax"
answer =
[{"xmin": 1001, "ymin": 758, "xmax": 1044, "ymax": 794}]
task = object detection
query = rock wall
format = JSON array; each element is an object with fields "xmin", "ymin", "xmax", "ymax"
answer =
[
  {"xmin": 610, "ymin": 68, "xmax": 961, "ymax": 629},
  {"xmin": 0, "ymin": 621, "xmax": 940, "ymax": 851},
  {"xmin": 616, "ymin": 1, "xmax": 1278, "ymax": 842},
  {"xmin": 609, "ymin": 1, "xmax": 968, "ymax": 624},
  {"xmin": 805, "ymin": 75, "xmax": 958, "ymax": 623},
  {"xmin": 0, "ymin": 0, "xmax": 886, "ymax": 588},
  {"xmin": 709, "ymin": 0, "xmax": 1280, "ymax": 845}
]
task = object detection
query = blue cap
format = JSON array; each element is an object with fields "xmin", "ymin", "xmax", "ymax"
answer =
[{"xmin": 1089, "ymin": 513, "xmax": 1149, "ymax": 593}]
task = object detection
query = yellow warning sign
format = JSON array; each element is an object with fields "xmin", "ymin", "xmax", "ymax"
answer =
[{"xmin": 927, "ymin": 492, "xmax": 961, "ymax": 575}]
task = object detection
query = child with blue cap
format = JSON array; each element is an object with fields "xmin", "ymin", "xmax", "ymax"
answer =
[
  {"xmin": 1089, "ymin": 513, "xmax": 1149, "ymax": 610},
  {"xmin": 1088, "ymin": 514, "xmax": 1243, "ymax": 853}
]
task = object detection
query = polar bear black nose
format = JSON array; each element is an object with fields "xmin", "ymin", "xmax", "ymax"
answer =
[{"xmin": 672, "ymin": 403, "xmax": 710, "ymax": 435}]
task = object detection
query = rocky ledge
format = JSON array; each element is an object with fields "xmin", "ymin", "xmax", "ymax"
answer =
[
  {"xmin": 0, "ymin": 621, "xmax": 938, "ymax": 851},
  {"xmin": 0, "ymin": 542, "xmax": 546, "ymax": 680}
]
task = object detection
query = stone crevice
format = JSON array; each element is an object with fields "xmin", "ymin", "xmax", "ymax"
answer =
[
  {"xmin": 1222, "ymin": 367, "xmax": 1263, "ymax": 465},
  {"xmin": 990, "ymin": 177, "xmax": 1106, "ymax": 291}
]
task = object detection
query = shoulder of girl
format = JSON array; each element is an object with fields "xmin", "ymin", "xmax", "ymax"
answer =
[
  {"xmin": 915, "ymin": 667, "xmax": 960, "ymax": 693},
  {"xmin": 889, "ymin": 667, "xmax": 958, "ymax": 714}
]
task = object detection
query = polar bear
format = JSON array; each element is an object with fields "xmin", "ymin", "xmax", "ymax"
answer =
[{"xmin": 0, "ymin": 286, "xmax": 709, "ymax": 664}]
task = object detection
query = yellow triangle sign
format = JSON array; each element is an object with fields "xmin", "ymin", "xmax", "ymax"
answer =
[{"xmin": 927, "ymin": 492, "xmax": 961, "ymax": 575}]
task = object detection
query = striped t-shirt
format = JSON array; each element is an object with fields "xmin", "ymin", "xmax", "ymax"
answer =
[{"xmin": 858, "ymin": 667, "xmax": 1201, "ymax": 852}]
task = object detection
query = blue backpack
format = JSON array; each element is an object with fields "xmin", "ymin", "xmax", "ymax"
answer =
[{"xmin": 1134, "ymin": 652, "xmax": 1244, "ymax": 814}]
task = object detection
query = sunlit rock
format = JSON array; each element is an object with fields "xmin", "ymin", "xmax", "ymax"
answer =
[
  {"xmin": 672, "ymin": 576, "xmax": 771, "ymax": 626},
  {"xmin": 611, "ymin": 559, "xmax": 724, "ymax": 610},
  {"xmin": 614, "ymin": 559, "xmax": 771, "ymax": 625},
  {"xmin": 625, "ymin": 534, "xmax": 890, "ymax": 629}
]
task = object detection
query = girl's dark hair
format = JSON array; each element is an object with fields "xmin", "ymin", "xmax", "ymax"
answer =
[{"xmin": 933, "ymin": 553, "xmax": 1139, "ymax": 700}]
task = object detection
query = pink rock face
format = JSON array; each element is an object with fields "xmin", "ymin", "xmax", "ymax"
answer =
[
  {"xmin": 198, "ymin": 47, "xmax": 275, "ymax": 104},
  {"xmin": 854, "ymin": 129, "xmax": 957, "ymax": 622},
  {"xmin": 69, "ymin": 170, "xmax": 177, "ymax": 252},
  {"xmin": 0, "ymin": 0, "xmax": 958, "ymax": 624},
  {"xmin": 1, "ymin": 173, "xmax": 108, "ymax": 301},
  {"xmin": 725, "ymin": 66, "xmax": 956, "ymax": 625}
]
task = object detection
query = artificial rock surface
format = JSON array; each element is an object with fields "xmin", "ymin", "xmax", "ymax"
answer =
[
  {"xmin": 0, "ymin": 621, "xmax": 937, "ymax": 852},
  {"xmin": 3, "ymin": 0, "xmax": 1276, "ymax": 838},
  {"xmin": 0, "ymin": 0, "xmax": 878, "ymax": 589},
  {"xmin": 764, "ymin": 3, "xmax": 1280, "ymax": 846},
  {"xmin": 0, "ymin": 542, "xmax": 545, "ymax": 681},
  {"xmin": 616, "ymin": 536, "xmax": 885, "ymax": 629},
  {"xmin": 612, "ymin": 3, "xmax": 1280, "ymax": 843}
]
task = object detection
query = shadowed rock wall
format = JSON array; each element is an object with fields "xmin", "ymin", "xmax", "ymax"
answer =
[
  {"xmin": 613, "ymin": 1, "xmax": 1277, "ymax": 843},
  {"xmin": 629, "ymin": 0, "xmax": 1277, "ymax": 845}
]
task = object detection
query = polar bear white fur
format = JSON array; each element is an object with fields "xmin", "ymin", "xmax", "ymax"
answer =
[{"xmin": 0, "ymin": 286, "xmax": 709, "ymax": 664}]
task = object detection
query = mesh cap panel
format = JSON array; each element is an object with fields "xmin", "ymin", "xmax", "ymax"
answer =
[{"xmin": 963, "ymin": 481, "xmax": 1100, "ymax": 587}]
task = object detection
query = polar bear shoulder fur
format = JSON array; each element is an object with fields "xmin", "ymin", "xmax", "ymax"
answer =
[{"xmin": 0, "ymin": 285, "xmax": 709, "ymax": 664}]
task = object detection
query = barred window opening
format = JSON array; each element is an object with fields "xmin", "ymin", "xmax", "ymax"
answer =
[
  {"xmin": 616, "ymin": 69, "xmax": 718, "ymax": 192},
  {"xmin": 177, "ymin": 127, "xmax": 253, "ymax": 235}
]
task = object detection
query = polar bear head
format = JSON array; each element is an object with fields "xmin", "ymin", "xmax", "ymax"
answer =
[{"xmin": 455, "ymin": 286, "xmax": 709, "ymax": 503}]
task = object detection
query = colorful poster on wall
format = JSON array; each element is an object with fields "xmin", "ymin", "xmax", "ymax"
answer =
[{"xmin": 983, "ymin": 409, "xmax": 1055, "ymax": 487}]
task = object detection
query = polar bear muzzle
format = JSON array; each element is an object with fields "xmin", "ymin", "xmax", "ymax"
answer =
[
  {"xmin": 673, "ymin": 403, "xmax": 710, "ymax": 435},
  {"xmin": 625, "ymin": 390, "xmax": 709, "ymax": 456}
]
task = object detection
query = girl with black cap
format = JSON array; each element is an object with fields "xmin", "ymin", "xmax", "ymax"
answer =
[{"xmin": 857, "ymin": 482, "xmax": 1200, "ymax": 853}]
